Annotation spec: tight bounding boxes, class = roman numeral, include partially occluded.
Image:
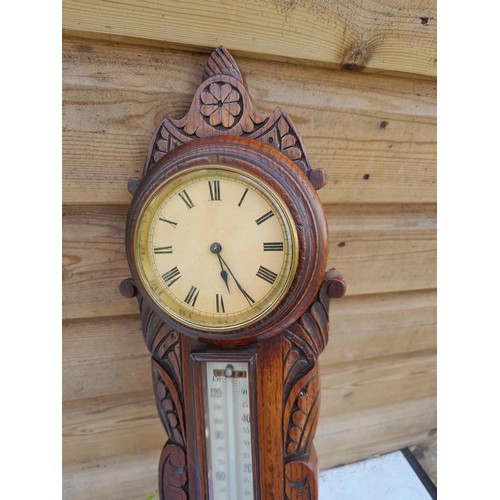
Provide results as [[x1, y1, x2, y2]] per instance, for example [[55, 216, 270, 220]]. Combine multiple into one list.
[[238, 188, 249, 207], [178, 190, 194, 209], [255, 211, 274, 225], [208, 180, 221, 201], [162, 267, 181, 287], [154, 246, 173, 254], [184, 286, 200, 307], [216, 294, 225, 313], [159, 217, 177, 227], [256, 266, 277, 285], [263, 242, 283, 252]]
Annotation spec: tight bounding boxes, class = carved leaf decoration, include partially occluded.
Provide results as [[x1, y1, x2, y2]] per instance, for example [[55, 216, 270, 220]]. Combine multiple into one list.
[[283, 366, 320, 457], [249, 110, 312, 178], [152, 359, 186, 447], [203, 46, 244, 83], [149, 119, 190, 168], [285, 274, 333, 359], [284, 460, 317, 500], [159, 443, 188, 500], [283, 333, 315, 397], [134, 292, 183, 393], [283, 338, 300, 381], [137, 294, 163, 348], [309, 301, 328, 351], [153, 330, 182, 390]]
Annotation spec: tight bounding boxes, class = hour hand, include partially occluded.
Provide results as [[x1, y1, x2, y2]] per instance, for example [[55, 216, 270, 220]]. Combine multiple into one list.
[[218, 255, 231, 293], [211, 242, 230, 293]]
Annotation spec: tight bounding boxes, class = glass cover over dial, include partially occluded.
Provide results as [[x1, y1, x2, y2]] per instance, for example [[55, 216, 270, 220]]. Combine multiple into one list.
[[133, 165, 298, 331]]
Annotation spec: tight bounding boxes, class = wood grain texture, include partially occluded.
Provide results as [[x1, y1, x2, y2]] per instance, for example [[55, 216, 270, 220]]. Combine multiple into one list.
[[62, 315, 150, 401], [409, 433, 437, 485], [63, 348, 435, 466], [326, 289, 436, 364], [63, 391, 165, 465], [62, 204, 435, 320], [63, 450, 159, 500], [62, 0, 436, 77], [327, 204, 436, 296], [61, 25, 437, 497], [319, 349, 436, 417], [316, 396, 437, 469], [62, 36, 436, 206], [63, 289, 435, 402], [63, 402, 436, 500]]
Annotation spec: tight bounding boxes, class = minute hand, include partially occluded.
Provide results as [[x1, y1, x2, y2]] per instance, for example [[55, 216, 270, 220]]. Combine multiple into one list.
[[218, 254, 255, 306]]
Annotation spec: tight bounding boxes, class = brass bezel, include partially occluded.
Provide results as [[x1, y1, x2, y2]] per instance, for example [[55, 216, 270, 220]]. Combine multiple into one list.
[[132, 165, 299, 332]]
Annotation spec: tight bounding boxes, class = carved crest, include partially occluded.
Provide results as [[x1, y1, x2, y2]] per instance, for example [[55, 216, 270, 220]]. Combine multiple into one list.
[[145, 47, 327, 190]]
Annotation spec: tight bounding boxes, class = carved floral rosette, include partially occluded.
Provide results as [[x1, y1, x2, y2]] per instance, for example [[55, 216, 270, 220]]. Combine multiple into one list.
[[144, 47, 327, 191]]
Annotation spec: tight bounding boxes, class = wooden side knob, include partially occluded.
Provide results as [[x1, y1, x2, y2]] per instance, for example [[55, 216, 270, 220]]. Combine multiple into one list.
[[325, 269, 346, 299], [119, 278, 137, 298]]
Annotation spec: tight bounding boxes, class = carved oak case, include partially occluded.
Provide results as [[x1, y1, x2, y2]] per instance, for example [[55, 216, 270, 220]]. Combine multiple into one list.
[[121, 47, 345, 500]]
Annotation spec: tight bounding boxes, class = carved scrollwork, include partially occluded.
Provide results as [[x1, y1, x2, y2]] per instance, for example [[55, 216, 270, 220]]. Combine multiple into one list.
[[284, 365, 320, 457], [134, 289, 183, 391], [159, 443, 188, 500], [282, 269, 346, 497], [249, 110, 313, 179], [119, 280, 188, 499], [284, 456, 318, 500], [282, 275, 331, 458], [152, 359, 188, 499], [152, 359, 185, 447]]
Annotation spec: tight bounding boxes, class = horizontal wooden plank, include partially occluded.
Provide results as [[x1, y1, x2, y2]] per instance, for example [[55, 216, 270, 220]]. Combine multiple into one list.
[[327, 204, 436, 296], [63, 348, 435, 464], [63, 290, 436, 401], [326, 289, 436, 364], [62, 204, 436, 320], [63, 450, 159, 500], [62, 315, 151, 401], [316, 396, 437, 469], [63, 391, 165, 466], [62, 36, 436, 205], [63, 396, 436, 500], [319, 349, 436, 417], [62, 205, 130, 319], [62, 0, 436, 78]]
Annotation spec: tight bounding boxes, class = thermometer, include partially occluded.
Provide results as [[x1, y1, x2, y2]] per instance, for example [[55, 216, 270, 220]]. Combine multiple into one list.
[[203, 361, 256, 499]]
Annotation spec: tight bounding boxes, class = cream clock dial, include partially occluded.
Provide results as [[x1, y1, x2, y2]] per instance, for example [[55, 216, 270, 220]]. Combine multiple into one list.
[[133, 165, 298, 331]]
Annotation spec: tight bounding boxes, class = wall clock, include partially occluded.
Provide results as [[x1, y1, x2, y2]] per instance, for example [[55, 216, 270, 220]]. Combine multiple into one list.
[[121, 47, 345, 499]]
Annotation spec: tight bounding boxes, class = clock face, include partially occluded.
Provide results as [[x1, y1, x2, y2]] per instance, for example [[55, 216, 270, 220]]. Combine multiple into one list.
[[133, 165, 298, 331]]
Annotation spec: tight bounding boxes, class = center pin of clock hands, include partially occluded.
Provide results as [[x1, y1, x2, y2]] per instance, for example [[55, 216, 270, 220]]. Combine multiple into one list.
[[210, 242, 255, 305]]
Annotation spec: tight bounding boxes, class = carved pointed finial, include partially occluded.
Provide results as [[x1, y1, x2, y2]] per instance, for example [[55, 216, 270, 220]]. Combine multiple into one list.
[[203, 46, 244, 83]]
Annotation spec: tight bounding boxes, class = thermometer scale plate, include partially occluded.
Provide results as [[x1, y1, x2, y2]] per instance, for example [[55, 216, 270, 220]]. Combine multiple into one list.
[[191, 352, 260, 500]]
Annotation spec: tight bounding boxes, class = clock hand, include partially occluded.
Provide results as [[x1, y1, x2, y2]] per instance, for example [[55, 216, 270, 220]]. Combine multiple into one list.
[[217, 254, 231, 293], [210, 242, 254, 306], [218, 254, 255, 306], [210, 242, 230, 293]]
